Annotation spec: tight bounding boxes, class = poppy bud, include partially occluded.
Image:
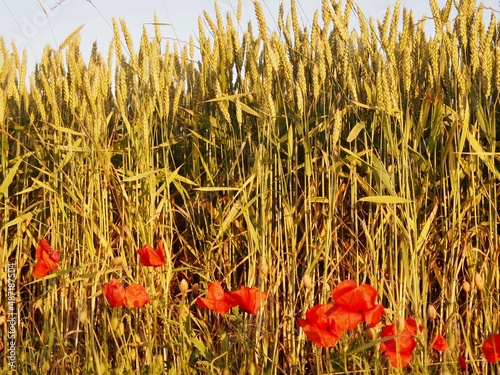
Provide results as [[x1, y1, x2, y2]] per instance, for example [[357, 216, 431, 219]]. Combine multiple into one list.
[[365, 327, 377, 340], [192, 283, 199, 296], [179, 279, 189, 294], [110, 317, 120, 331], [302, 275, 313, 289], [395, 317, 406, 333], [79, 309, 88, 324], [111, 256, 123, 267], [474, 273, 485, 291], [259, 261, 269, 276], [427, 305, 437, 320], [462, 281, 471, 293]]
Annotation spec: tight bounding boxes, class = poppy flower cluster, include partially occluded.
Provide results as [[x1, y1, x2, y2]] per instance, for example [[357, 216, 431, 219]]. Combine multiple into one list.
[[103, 278, 150, 308], [196, 281, 267, 315], [33, 239, 60, 279], [31, 237, 500, 369], [101, 241, 164, 308], [298, 280, 385, 348]]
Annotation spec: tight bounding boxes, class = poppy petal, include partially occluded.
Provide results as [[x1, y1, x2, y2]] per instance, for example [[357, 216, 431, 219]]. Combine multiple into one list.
[[331, 280, 383, 329], [380, 317, 421, 368], [225, 286, 267, 315], [33, 239, 60, 279], [482, 334, 500, 363], [103, 278, 125, 307], [124, 284, 150, 308], [331, 280, 357, 302], [364, 304, 385, 327], [458, 355, 467, 370], [298, 304, 344, 348], [32, 261, 52, 279], [195, 281, 238, 315], [328, 305, 364, 330], [431, 334, 448, 352], [137, 243, 165, 268]]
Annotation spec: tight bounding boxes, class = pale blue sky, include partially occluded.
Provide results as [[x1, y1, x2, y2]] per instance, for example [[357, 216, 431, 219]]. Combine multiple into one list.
[[0, 0, 498, 71]]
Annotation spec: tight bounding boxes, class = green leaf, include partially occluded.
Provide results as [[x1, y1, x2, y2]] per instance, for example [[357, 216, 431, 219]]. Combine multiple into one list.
[[346, 122, 365, 142], [358, 196, 412, 204], [0, 154, 32, 199]]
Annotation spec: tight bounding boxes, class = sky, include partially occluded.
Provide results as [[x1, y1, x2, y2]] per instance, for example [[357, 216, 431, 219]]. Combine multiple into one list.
[[0, 0, 499, 72]]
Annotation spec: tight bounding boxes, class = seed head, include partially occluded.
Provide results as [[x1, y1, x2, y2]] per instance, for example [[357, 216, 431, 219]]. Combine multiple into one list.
[[474, 273, 485, 291], [259, 261, 269, 276], [365, 327, 377, 340], [302, 275, 313, 289], [427, 305, 437, 320], [179, 279, 189, 294], [462, 281, 471, 293]]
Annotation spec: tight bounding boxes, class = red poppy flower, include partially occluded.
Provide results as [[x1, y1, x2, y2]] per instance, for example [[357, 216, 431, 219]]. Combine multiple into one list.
[[431, 333, 448, 352], [103, 278, 125, 307], [379, 317, 423, 368], [298, 304, 344, 347], [196, 281, 238, 315], [329, 280, 385, 330], [124, 284, 150, 308], [482, 334, 500, 363], [458, 355, 467, 370], [137, 241, 165, 268], [225, 286, 267, 315], [33, 239, 60, 279]]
